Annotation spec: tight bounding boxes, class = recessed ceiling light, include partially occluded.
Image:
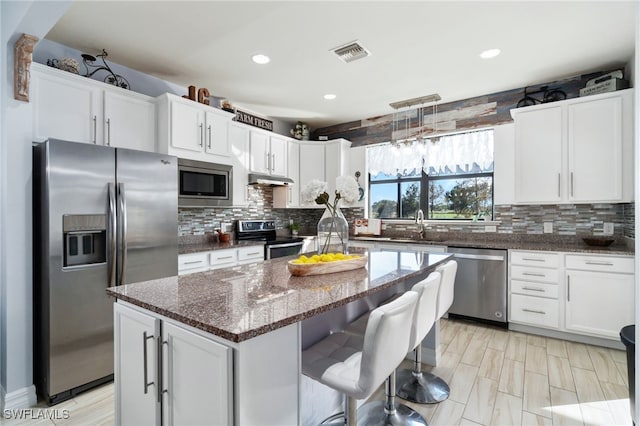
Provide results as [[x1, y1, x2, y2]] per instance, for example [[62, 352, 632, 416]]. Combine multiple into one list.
[[323, 94, 337, 100], [479, 48, 501, 59], [252, 54, 270, 65]]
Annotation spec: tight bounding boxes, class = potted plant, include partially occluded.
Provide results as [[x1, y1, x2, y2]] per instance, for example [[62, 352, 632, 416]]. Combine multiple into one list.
[[290, 222, 300, 236]]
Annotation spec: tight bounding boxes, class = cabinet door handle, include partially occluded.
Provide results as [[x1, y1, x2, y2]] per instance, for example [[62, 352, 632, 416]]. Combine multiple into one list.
[[522, 308, 546, 315], [217, 255, 234, 260], [271, 153, 276, 172], [199, 123, 204, 147], [567, 276, 571, 302], [246, 252, 261, 256], [158, 337, 168, 403], [245, 186, 250, 202], [522, 286, 545, 292], [585, 261, 614, 266], [207, 124, 212, 149], [522, 272, 545, 277], [93, 115, 97, 144], [106, 118, 111, 146], [570, 172, 574, 197], [265, 152, 270, 171], [183, 260, 202, 265], [558, 173, 561, 197], [522, 257, 545, 262], [143, 332, 155, 394]]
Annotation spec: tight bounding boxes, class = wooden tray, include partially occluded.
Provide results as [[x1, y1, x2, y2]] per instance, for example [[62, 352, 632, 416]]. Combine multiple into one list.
[[287, 255, 367, 277]]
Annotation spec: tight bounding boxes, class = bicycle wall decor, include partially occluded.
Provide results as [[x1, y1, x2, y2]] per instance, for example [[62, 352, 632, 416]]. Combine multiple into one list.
[[516, 85, 566, 108], [81, 49, 130, 90]]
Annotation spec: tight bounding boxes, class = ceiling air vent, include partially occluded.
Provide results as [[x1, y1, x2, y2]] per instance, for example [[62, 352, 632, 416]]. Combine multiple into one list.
[[331, 41, 371, 63]]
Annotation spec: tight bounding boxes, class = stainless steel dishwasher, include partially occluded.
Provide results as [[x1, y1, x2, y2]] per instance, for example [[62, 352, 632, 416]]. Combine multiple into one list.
[[446, 247, 508, 326]]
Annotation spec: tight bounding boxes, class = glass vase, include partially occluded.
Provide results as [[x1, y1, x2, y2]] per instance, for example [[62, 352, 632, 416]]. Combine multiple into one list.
[[317, 205, 349, 254]]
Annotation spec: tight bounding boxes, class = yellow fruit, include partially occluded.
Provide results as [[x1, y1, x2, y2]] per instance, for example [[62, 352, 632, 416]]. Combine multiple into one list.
[[299, 255, 308, 262]]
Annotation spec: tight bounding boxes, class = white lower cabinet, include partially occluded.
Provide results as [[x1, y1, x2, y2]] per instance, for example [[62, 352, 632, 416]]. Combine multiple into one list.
[[509, 250, 634, 341], [115, 302, 233, 426], [179, 245, 264, 275], [565, 254, 634, 339], [237, 246, 265, 265], [210, 248, 238, 270], [178, 252, 209, 275], [162, 322, 233, 426], [114, 301, 160, 425]]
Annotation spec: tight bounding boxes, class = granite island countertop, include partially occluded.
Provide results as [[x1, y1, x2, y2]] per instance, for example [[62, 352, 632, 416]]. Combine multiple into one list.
[[107, 248, 452, 343]]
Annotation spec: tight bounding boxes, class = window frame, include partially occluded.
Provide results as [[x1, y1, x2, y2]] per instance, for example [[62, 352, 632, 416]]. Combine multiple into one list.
[[367, 129, 495, 220]]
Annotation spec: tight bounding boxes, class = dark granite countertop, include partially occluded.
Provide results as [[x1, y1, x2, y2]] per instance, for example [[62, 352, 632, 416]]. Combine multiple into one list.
[[351, 232, 634, 256], [107, 248, 452, 343]]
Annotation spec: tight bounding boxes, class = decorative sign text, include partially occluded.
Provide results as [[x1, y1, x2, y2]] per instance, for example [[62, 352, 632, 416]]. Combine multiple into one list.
[[235, 110, 273, 132]]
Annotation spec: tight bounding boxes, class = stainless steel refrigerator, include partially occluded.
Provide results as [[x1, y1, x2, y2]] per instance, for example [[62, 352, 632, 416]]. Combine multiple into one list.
[[33, 138, 178, 405]]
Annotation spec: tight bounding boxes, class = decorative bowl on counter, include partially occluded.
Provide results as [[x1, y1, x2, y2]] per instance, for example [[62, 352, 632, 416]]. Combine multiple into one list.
[[287, 254, 367, 277], [582, 237, 615, 247]]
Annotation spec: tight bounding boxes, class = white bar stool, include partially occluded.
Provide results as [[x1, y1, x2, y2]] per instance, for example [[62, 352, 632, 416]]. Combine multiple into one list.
[[301, 291, 419, 426], [396, 260, 458, 404], [349, 271, 441, 425]]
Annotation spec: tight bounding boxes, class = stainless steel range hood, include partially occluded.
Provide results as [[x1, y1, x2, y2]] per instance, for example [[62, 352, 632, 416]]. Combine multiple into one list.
[[248, 173, 294, 186]]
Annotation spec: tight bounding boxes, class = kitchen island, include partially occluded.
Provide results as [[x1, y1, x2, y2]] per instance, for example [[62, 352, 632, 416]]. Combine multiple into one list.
[[107, 247, 452, 426]]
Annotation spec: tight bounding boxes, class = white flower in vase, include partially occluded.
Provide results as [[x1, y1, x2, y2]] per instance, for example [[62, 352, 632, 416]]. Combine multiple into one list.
[[301, 176, 358, 254]]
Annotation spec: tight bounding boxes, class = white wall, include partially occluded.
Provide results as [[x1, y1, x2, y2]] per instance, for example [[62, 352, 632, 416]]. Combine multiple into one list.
[[0, 0, 71, 411]]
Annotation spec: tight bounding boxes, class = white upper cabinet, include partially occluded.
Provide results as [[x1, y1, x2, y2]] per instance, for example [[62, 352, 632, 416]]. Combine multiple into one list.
[[275, 139, 353, 209], [228, 122, 251, 206], [103, 91, 156, 151], [492, 123, 515, 205], [249, 130, 289, 176], [157, 93, 234, 164], [513, 106, 563, 203], [511, 89, 633, 204], [32, 63, 156, 152], [567, 97, 622, 201]]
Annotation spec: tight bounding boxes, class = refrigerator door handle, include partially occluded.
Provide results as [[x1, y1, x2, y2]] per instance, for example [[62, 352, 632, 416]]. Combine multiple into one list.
[[108, 183, 117, 287], [117, 183, 128, 285]]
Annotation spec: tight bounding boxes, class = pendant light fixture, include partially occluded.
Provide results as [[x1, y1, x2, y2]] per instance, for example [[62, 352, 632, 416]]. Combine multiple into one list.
[[389, 93, 441, 146]]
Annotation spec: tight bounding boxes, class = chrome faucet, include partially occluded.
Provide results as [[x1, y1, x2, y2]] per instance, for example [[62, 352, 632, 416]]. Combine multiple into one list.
[[415, 209, 425, 239]]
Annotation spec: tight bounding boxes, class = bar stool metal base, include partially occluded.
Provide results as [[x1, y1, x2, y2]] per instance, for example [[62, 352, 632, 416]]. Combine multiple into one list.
[[357, 400, 427, 426], [396, 369, 450, 404], [357, 370, 427, 426]]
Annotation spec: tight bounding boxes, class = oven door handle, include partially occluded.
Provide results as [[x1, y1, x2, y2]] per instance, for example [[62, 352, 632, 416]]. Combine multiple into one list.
[[268, 242, 304, 249]]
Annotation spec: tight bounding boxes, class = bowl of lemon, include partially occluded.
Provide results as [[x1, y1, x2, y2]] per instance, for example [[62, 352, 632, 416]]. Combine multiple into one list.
[[287, 252, 367, 277]]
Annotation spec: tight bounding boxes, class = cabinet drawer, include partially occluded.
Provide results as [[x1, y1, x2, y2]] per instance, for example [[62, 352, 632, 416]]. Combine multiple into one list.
[[237, 246, 264, 263], [179, 253, 209, 272], [511, 265, 559, 283], [210, 249, 237, 268], [511, 280, 558, 299], [565, 254, 634, 274], [510, 294, 559, 329], [511, 251, 560, 267]]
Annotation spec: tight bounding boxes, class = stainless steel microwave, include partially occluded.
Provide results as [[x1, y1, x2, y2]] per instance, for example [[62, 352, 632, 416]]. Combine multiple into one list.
[[178, 158, 233, 207]]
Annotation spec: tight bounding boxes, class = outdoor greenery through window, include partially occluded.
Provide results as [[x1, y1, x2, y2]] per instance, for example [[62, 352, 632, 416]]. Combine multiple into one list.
[[367, 129, 494, 220]]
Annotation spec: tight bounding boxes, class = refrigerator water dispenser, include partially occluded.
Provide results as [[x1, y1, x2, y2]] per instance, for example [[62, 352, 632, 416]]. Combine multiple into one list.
[[63, 214, 106, 267]]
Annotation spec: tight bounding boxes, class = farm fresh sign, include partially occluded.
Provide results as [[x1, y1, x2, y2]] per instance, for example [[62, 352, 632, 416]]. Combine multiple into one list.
[[234, 110, 273, 132]]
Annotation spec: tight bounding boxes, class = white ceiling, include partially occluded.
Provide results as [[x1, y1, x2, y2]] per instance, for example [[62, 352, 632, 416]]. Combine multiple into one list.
[[45, 1, 636, 129]]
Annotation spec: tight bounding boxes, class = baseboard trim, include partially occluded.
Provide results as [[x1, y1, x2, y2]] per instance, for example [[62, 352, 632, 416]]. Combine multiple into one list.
[[509, 323, 624, 350], [0, 384, 37, 412]]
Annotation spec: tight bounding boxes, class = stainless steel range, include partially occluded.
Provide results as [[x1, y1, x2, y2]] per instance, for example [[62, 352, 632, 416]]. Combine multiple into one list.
[[236, 220, 304, 259]]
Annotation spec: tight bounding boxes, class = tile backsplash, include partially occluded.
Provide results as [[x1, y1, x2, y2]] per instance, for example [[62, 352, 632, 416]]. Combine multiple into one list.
[[179, 187, 634, 240], [178, 186, 364, 236]]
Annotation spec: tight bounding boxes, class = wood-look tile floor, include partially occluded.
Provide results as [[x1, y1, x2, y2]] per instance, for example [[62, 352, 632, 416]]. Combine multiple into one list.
[[0, 318, 631, 426], [368, 318, 632, 426]]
